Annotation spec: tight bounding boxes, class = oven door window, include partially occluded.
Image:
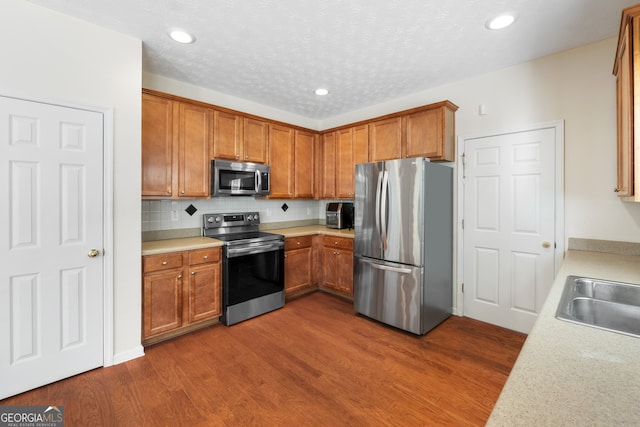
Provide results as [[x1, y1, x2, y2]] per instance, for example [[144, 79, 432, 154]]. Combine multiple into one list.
[[225, 248, 284, 306]]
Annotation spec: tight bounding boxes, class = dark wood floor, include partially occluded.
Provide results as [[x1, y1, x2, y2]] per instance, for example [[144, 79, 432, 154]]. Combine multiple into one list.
[[1, 292, 526, 426]]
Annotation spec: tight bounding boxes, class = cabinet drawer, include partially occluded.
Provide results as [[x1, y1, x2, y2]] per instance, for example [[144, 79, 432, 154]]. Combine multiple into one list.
[[143, 252, 184, 272], [323, 236, 353, 251], [285, 235, 313, 250], [189, 247, 221, 265]]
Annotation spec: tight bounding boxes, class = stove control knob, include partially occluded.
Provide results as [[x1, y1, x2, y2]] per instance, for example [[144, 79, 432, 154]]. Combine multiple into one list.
[[206, 217, 214, 223], [215, 216, 222, 223], [253, 214, 259, 221]]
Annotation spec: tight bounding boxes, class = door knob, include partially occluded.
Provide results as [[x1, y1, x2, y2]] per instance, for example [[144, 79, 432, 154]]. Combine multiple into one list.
[[87, 249, 100, 258], [542, 241, 551, 249]]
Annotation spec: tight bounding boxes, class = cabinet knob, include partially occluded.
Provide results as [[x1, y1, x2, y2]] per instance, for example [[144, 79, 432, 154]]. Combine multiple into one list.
[[191, 271, 196, 275], [177, 274, 182, 279], [203, 255, 208, 259], [162, 261, 168, 265], [181, 190, 185, 194], [297, 241, 301, 245], [614, 188, 621, 193]]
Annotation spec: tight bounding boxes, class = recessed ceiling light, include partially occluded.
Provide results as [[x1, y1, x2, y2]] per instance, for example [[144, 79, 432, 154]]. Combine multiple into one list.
[[169, 29, 195, 44], [314, 88, 329, 96], [486, 14, 516, 30]]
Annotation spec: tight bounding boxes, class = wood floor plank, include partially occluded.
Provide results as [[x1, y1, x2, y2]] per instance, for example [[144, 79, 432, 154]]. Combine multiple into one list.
[[0, 292, 526, 426]]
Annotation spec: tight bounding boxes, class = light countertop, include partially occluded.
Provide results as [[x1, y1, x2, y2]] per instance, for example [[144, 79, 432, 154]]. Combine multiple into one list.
[[142, 237, 223, 256], [487, 250, 640, 426], [266, 225, 354, 239], [141, 226, 353, 256]]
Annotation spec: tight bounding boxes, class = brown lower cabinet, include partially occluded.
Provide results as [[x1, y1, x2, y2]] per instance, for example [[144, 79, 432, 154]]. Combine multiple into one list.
[[142, 247, 221, 345], [322, 236, 354, 296], [284, 234, 354, 298]]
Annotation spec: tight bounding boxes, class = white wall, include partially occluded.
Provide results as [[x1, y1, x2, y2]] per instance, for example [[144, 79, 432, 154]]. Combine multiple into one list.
[[1, 0, 143, 362]]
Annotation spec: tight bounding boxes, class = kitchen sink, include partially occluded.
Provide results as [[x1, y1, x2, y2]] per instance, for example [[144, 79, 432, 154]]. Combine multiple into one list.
[[556, 276, 640, 338]]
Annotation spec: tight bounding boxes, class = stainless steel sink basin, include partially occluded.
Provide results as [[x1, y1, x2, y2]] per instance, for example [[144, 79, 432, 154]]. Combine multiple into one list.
[[556, 276, 640, 338]]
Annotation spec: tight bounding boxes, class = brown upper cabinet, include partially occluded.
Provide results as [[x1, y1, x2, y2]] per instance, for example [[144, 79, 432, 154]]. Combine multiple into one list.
[[294, 130, 316, 198], [614, 4, 640, 202], [368, 101, 457, 164], [369, 117, 403, 162], [268, 124, 295, 198], [213, 110, 268, 163], [142, 89, 456, 200], [405, 103, 456, 161], [142, 92, 211, 198], [336, 125, 369, 198], [321, 132, 337, 199]]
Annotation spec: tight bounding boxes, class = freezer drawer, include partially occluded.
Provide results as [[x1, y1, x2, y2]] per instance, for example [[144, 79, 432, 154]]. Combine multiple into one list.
[[354, 256, 423, 334]]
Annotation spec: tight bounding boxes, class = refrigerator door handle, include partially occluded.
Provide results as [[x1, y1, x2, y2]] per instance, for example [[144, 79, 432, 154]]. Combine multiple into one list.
[[375, 170, 383, 242], [360, 258, 412, 274], [380, 170, 389, 250]]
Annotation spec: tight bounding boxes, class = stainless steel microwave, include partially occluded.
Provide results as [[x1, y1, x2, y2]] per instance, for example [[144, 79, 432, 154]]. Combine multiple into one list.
[[210, 160, 270, 196]]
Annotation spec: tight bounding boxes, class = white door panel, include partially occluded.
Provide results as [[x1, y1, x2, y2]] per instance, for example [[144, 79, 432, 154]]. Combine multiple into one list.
[[463, 127, 556, 333], [0, 96, 104, 399]]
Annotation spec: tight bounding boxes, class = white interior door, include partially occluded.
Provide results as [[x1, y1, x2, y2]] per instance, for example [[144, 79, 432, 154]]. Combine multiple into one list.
[[0, 96, 104, 399], [462, 126, 558, 334]]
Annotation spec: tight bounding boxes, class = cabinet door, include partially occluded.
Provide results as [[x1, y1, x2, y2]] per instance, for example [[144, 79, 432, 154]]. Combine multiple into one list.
[[178, 102, 211, 197], [336, 128, 355, 199], [369, 117, 402, 161], [285, 246, 313, 295], [244, 118, 268, 163], [321, 132, 336, 198], [143, 268, 183, 338], [405, 106, 455, 161], [294, 130, 315, 198], [336, 251, 354, 295], [213, 110, 242, 161], [187, 262, 221, 323], [616, 21, 634, 197], [142, 94, 174, 197], [323, 247, 338, 291], [268, 124, 295, 198]]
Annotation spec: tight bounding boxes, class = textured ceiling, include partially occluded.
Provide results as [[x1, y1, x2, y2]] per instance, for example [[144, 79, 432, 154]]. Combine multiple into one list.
[[26, 0, 639, 119]]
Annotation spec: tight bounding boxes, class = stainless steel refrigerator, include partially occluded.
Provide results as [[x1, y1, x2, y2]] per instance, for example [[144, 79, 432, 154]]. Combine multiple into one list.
[[354, 157, 453, 335]]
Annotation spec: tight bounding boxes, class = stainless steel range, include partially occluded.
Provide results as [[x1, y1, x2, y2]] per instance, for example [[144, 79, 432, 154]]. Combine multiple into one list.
[[203, 212, 285, 326]]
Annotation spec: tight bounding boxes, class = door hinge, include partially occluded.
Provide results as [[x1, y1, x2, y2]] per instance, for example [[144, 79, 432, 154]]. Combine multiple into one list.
[[461, 282, 464, 293]]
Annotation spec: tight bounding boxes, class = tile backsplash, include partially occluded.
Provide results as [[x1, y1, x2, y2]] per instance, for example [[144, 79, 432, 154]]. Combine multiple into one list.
[[142, 198, 328, 233]]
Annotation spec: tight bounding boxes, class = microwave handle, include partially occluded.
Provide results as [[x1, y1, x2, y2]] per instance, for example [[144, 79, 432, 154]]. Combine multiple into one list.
[[255, 170, 261, 193]]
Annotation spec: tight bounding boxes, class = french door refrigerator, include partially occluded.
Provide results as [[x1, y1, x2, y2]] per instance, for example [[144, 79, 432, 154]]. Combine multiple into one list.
[[354, 157, 453, 335]]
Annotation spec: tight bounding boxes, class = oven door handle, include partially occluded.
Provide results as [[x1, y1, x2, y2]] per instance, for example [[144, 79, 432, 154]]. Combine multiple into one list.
[[226, 241, 284, 258]]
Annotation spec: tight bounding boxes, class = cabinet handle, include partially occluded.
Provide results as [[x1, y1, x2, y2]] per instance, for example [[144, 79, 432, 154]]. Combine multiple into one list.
[[162, 261, 168, 265]]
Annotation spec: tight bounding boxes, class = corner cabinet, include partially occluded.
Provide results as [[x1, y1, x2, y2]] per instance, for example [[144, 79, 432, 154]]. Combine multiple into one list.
[[614, 5, 640, 202], [142, 91, 211, 198], [142, 247, 221, 346]]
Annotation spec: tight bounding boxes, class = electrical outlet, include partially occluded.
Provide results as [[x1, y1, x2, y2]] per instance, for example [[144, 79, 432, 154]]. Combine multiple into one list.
[[307, 207, 311, 216], [171, 210, 179, 221], [266, 208, 272, 217]]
